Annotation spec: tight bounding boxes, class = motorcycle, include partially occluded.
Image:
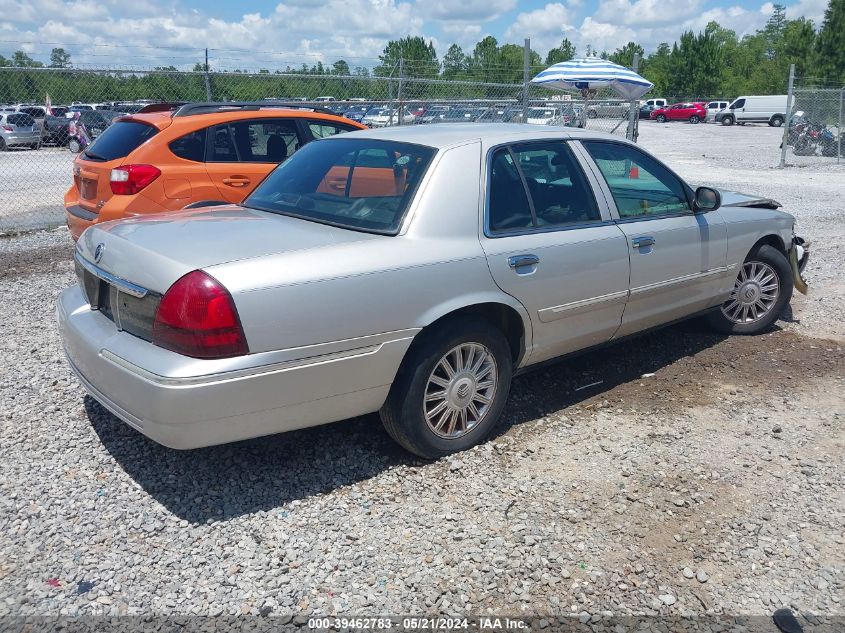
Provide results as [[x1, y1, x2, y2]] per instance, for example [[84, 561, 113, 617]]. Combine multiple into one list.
[[792, 119, 842, 157]]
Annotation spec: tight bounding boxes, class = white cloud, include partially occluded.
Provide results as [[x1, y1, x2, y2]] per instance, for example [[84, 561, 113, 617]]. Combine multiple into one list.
[[418, 0, 516, 22], [575, 16, 637, 52], [593, 0, 703, 26], [504, 3, 576, 53]]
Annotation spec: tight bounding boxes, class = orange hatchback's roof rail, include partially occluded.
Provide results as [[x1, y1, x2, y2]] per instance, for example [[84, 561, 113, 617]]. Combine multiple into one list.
[[172, 101, 337, 117]]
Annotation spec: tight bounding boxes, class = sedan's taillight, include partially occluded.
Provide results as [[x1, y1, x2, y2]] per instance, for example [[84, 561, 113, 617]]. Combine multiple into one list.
[[152, 271, 248, 359], [109, 164, 161, 195]]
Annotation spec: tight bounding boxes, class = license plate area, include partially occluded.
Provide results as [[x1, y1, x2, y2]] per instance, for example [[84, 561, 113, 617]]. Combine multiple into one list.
[[80, 178, 97, 200], [74, 260, 159, 342]]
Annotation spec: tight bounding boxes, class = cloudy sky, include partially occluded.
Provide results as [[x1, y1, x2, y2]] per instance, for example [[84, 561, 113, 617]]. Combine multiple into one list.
[[0, 0, 830, 69]]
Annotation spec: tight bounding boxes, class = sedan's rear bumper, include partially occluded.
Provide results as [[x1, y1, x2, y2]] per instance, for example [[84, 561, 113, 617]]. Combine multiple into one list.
[[57, 285, 414, 449]]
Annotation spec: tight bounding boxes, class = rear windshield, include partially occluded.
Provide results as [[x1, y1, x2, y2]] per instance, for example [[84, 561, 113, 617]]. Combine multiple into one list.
[[82, 120, 158, 161], [245, 138, 436, 235], [7, 114, 35, 126]]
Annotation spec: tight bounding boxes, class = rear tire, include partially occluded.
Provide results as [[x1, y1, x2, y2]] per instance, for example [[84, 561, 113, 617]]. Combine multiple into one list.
[[721, 115, 734, 126], [0, 138, 6, 151], [656, 114, 666, 123], [380, 317, 513, 459], [706, 244, 793, 335], [689, 115, 700, 124], [770, 115, 784, 127], [587, 109, 597, 119], [68, 138, 81, 153]]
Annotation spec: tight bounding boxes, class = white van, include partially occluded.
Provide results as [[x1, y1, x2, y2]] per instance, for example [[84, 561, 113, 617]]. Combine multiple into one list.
[[641, 97, 667, 108], [704, 100, 729, 122], [716, 95, 788, 127]]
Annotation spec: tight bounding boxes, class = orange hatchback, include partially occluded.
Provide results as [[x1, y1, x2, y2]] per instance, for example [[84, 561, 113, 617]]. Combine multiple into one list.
[[64, 102, 366, 240]]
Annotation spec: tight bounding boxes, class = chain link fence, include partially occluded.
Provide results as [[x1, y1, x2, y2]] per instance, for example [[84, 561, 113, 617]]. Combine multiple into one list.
[[781, 71, 844, 167], [0, 63, 634, 234]]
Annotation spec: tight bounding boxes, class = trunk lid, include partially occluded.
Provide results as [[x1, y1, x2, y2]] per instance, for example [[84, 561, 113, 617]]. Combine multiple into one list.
[[76, 206, 381, 294]]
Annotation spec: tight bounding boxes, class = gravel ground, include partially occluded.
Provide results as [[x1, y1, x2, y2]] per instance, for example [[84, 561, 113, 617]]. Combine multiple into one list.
[[0, 123, 843, 629]]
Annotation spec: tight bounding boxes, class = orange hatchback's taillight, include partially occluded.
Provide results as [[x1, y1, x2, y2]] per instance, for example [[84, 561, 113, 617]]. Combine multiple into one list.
[[109, 164, 161, 195]]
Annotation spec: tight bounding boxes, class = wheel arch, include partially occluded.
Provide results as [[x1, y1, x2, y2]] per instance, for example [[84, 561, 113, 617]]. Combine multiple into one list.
[[750, 233, 787, 257], [411, 299, 532, 369]]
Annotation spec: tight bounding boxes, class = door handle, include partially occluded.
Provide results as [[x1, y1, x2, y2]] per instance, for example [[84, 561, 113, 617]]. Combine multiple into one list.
[[222, 177, 251, 187], [631, 236, 655, 249], [508, 254, 540, 268]]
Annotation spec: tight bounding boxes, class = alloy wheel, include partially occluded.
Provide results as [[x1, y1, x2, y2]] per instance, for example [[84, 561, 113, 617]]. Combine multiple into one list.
[[423, 343, 498, 439], [720, 261, 780, 324]]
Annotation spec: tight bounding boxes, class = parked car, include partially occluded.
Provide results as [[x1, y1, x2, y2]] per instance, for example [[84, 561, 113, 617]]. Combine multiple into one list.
[[58, 123, 809, 458], [716, 95, 788, 127], [636, 103, 656, 119], [15, 105, 48, 134], [42, 114, 73, 145], [342, 104, 370, 123], [0, 112, 41, 150], [587, 100, 628, 119], [64, 102, 366, 240], [362, 106, 415, 127], [416, 105, 451, 124], [525, 106, 562, 125], [651, 102, 707, 124], [704, 100, 729, 123]]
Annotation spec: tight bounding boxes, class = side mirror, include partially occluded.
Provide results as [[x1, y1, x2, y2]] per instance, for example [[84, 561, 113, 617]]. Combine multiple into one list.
[[694, 186, 721, 213]]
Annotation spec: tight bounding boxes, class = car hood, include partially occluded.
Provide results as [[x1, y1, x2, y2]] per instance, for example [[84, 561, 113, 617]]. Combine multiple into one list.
[[717, 189, 782, 209], [76, 205, 380, 294]]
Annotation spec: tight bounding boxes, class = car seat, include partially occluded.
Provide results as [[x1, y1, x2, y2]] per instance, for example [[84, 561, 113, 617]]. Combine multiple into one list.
[[266, 134, 288, 162]]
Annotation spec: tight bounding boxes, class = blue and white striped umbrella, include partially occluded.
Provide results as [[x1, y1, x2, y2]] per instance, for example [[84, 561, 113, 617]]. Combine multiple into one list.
[[531, 57, 653, 100]]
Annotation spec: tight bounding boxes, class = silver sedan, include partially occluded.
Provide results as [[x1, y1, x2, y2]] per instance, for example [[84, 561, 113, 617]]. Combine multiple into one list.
[[58, 124, 810, 458]]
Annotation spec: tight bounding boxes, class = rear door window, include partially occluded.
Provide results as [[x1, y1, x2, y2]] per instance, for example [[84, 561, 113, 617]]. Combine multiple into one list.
[[169, 129, 206, 162], [83, 120, 158, 161], [208, 119, 302, 163], [308, 121, 358, 138]]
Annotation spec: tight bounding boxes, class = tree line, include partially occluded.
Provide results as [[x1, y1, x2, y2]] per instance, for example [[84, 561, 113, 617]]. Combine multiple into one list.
[[1, 0, 842, 105]]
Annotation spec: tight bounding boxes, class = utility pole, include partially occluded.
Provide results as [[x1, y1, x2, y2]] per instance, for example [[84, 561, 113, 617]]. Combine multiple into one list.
[[523, 38, 530, 123], [779, 63, 795, 168], [397, 58, 404, 126], [203, 48, 212, 101], [625, 53, 640, 142]]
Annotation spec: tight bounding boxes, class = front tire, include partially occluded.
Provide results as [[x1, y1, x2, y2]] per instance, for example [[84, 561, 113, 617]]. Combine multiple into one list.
[[656, 114, 666, 123], [707, 245, 793, 335], [68, 138, 81, 153], [380, 317, 513, 459], [721, 115, 734, 126]]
